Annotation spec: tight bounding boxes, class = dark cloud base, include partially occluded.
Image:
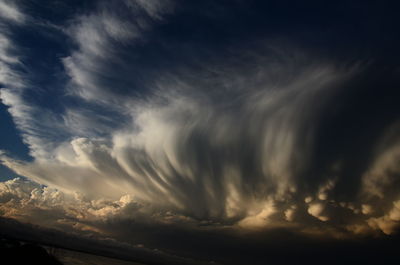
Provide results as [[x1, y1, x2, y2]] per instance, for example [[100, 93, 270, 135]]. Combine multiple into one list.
[[1, 216, 399, 265], [1, 1, 400, 264], [0, 217, 211, 265]]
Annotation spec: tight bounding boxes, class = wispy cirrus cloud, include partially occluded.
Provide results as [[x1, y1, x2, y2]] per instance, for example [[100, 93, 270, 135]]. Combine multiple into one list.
[[0, 0, 174, 158], [2, 55, 400, 236], [63, 0, 174, 103], [0, 2, 399, 259], [0, 0, 25, 24]]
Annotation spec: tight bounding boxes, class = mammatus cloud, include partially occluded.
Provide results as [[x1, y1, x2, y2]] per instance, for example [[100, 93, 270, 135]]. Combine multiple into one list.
[[0, 0, 400, 249], [2, 63, 400, 237]]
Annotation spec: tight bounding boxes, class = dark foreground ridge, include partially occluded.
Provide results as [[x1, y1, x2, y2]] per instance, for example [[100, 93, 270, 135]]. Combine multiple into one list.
[[0, 238, 62, 265], [0, 217, 215, 265]]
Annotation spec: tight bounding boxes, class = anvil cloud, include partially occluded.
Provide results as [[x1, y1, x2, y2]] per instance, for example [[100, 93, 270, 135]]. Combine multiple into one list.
[[0, 0, 399, 264]]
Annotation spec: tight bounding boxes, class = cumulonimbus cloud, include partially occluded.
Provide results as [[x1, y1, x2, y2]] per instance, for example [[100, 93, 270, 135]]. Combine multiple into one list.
[[0, 0, 399, 240], [2, 60, 400, 236]]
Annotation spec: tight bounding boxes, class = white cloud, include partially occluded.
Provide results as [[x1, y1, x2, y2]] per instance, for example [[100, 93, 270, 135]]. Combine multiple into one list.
[[0, 0, 399, 239], [237, 199, 277, 229], [0, 34, 19, 64], [284, 205, 297, 222], [0, 0, 63, 159], [63, 0, 174, 103], [307, 202, 329, 222], [128, 0, 174, 20], [3, 58, 388, 233], [362, 123, 400, 199], [317, 179, 336, 201], [361, 204, 373, 215], [0, 88, 67, 158], [0, 177, 143, 230], [0, 0, 25, 24]]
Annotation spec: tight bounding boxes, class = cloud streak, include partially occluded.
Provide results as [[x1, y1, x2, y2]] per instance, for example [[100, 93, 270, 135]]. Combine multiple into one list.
[[0, 1, 399, 258], [0, 0, 25, 24], [2, 57, 400, 236]]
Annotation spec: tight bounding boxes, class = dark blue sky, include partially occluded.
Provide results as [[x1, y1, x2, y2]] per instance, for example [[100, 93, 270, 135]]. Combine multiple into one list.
[[1, 0, 399, 177], [0, 1, 400, 264]]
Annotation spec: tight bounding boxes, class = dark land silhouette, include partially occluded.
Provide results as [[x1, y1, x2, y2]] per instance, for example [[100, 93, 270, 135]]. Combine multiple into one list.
[[0, 238, 62, 265], [0, 217, 212, 265]]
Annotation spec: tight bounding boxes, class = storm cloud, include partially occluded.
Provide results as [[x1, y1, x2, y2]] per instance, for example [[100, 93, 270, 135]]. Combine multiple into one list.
[[0, 0, 400, 264]]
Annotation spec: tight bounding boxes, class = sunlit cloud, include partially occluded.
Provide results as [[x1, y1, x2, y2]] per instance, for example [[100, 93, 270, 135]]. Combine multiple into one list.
[[0, 3, 399, 263]]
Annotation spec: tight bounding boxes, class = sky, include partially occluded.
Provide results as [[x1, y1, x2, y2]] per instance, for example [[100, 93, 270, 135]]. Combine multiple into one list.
[[0, 0, 400, 264]]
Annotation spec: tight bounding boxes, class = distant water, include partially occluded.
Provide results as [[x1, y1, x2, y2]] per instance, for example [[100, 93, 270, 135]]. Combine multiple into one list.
[[46, 247, 146, 265]]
